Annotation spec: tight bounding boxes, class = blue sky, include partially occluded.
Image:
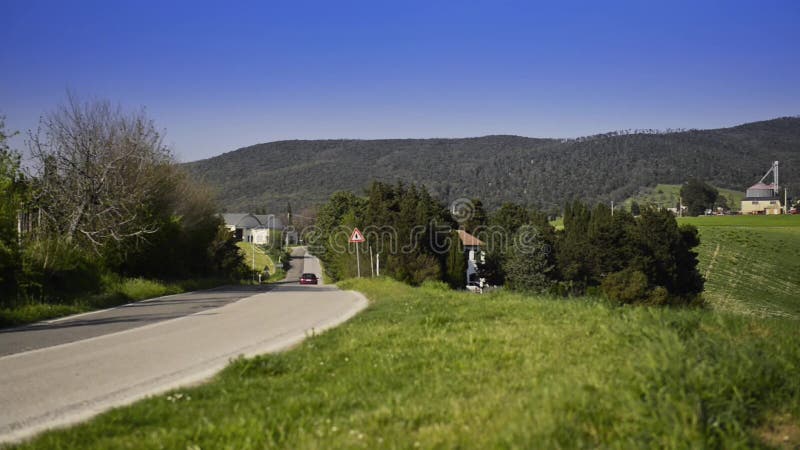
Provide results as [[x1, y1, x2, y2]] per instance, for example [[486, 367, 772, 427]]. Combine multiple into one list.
[[2, 0, 798, 161]]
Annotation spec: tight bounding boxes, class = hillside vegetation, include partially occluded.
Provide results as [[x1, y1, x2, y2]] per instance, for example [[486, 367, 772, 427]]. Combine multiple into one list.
[[184, 117, 800, 212]]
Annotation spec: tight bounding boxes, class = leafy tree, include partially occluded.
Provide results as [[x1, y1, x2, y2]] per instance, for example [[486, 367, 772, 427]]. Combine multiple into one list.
[[208, 226, 247, 278], [462, 198, 488, 235], [630, 201, 641, 216], [489, 202, 530, 235], [586, 204, 634, 282], [484, 205, 557, 291], [680, 179, 719, 216], [0, 117, 23, 301], [627, 208, 704, 303], [477, 203, 531, 286], [310, 192, 364, 280], [29, 95, 174, 251], [477, 251, 505, 286], [505, 228, 555, 293], [114, 170, 244, 279], [553, 201, 703, 304], [312, 182, 452, 285]]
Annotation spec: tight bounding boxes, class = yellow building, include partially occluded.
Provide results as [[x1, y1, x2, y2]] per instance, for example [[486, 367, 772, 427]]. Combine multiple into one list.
[[741, 182, 783, 215]]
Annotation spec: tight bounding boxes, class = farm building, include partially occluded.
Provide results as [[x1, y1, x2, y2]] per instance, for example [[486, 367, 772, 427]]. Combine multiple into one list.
[[741, 161, 784, 215], [222, 213, 284, 244]]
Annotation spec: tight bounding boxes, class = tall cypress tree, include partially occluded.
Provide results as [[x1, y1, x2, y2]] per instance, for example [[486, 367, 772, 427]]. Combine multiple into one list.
[[628, 208, 704, 301], [557, 200, 593, 289], [445, 231, 466, 288]]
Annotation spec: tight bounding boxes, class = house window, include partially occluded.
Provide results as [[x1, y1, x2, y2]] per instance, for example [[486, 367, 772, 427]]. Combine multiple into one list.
[[769, 201, 776, 205], [752, 201, 759, 205]]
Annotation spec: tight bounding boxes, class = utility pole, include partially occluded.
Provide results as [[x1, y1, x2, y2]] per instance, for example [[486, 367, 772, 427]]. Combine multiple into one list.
[[369, 246, 374, 277], [611, 201, 614, 217], [356, 241, 361, 278], [376, 252, 380, 277], [785, 186, 789, 215]]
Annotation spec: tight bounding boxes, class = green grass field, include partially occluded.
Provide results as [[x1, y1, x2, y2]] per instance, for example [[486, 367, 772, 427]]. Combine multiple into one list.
[[626, 183, 745, 211], [7, 216, 800, 448], [11, 276, 800, 449], [679, 215, 800, 319]]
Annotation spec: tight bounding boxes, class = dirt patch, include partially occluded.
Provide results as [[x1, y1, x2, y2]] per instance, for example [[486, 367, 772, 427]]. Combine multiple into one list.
[[756, 413, 800, 449]]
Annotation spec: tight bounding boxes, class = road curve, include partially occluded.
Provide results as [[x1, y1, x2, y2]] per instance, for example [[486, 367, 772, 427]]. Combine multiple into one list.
[[0, 248, 367, 444]]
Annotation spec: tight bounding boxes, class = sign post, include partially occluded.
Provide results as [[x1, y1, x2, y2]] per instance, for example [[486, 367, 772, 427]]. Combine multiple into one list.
[[349, 227, 366, 278], [369, 245, 374, 277]]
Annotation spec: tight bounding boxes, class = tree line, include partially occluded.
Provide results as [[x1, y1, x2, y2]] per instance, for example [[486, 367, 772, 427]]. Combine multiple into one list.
[[483, 201, 704, 305], [0, 97, 246, 309], [310, 184, 705, 306], [308, 181, 463, 286]]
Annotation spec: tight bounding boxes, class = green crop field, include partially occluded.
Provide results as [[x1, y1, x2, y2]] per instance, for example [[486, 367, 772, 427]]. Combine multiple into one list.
[[680, 215, 800, 319]]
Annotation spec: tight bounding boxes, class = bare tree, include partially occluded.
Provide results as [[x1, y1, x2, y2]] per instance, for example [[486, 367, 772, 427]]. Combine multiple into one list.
[[28, 94, 174, 251]]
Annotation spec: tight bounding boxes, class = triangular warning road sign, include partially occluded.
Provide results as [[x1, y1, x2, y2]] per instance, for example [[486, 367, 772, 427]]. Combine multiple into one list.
[[349, 227, 366, 243]]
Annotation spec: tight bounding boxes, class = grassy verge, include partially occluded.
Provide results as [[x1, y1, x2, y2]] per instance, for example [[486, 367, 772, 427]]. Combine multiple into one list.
[[237, 242, 275, 274], [13, 278, 799, 449], [0, 277, 232, 329], [267, 268, 287, 282], [237, 242, 289, 282]]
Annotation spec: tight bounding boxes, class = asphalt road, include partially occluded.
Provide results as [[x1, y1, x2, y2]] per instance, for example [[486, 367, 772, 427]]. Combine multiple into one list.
[[0, 247, 367, 443]]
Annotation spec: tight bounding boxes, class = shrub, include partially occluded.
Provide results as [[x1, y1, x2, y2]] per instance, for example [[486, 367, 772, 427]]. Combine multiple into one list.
[[601, 269, 650, 305], [19, 239, 103, 303], [116, 278, 174, 300]]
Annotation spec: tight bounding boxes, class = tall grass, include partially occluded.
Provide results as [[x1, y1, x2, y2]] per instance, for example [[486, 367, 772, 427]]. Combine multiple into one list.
[[15, 278, 799, 449]]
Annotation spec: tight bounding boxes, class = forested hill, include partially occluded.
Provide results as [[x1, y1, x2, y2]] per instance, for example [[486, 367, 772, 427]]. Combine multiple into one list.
[[183, 117, 800, 213]]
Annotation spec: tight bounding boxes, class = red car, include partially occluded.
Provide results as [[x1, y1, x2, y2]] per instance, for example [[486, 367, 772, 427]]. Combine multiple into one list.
[[299, 273, 318, 285]]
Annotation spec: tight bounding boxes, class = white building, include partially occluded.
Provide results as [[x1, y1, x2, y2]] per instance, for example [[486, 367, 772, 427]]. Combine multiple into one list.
[[458, 230, 485, 286], [221, 213, 284, 245]]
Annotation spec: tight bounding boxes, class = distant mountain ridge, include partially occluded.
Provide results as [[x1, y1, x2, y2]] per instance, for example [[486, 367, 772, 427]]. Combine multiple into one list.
[[183, 117, 800, 213]]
